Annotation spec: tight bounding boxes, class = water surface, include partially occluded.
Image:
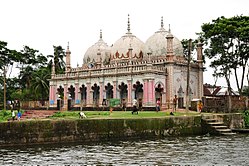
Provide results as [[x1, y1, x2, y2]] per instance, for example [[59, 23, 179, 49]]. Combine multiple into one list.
[[1, 135, 248, 165]]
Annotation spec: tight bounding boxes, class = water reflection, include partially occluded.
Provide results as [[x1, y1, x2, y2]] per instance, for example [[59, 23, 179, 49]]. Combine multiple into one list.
[[0, 135, 248, 165]]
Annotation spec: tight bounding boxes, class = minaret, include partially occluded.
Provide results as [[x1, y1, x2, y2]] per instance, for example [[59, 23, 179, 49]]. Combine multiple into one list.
[[166, 24, 174, 108], [197, 39, 204, 98], [166, 24, 174, 57], [66, 42, 71, 71], [197, 40, 204, 63]]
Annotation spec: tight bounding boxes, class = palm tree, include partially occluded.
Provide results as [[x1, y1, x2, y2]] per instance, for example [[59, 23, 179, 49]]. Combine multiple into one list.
[[47, 46, 66, 74], [31, 68, 50, 102]]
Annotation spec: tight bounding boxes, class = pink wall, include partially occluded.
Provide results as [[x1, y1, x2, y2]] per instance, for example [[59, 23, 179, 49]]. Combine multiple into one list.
[[127, 80, 132, 106], [75, 83, 79, 101]]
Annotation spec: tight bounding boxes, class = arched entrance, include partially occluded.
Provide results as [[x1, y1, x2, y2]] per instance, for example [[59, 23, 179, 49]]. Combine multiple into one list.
[[92, 83, 100, 107], [105, 83, 113, 106], [177, 86, 184, 108], [155, 83, 164, 107], [80, 84, 87, 106], [57, 85, 64, 110], [133, 81, 143, 109], [118, 82, 128, 106], [67, 85, 75, 110]]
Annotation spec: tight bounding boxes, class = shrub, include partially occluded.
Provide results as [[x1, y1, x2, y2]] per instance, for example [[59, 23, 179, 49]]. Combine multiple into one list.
[[244, 110, 249, 128]]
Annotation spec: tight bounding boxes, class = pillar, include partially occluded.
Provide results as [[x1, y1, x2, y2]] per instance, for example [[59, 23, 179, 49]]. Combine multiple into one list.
[[143, 79, 148, 106], [147, 79, 155, 106], [49, 85, 53, 105], [113, 81, 117, 98], [197, 41, 204, 99], [86, 82, 91, 107], [127, 79, 132, 107], [99, 81, 104, 106], [63, 83, 68, 110], [75, 82, 79, 104]]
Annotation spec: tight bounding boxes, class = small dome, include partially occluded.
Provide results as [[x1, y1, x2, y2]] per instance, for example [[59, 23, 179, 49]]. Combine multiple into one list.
[[83, 30, 111, 64], [110, 15, 145, 61], [145, 17, 183, 57]]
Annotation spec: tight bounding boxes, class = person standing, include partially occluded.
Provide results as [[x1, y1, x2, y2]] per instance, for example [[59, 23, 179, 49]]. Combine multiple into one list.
[[173, 95, 177, 112], [156, 99, 161, 112], [132, 99, 138, 114], [122, 99, 127, 111], [198, 100, 203, 113], [17, 110, 22, 121], [11, 110, 15, 121]]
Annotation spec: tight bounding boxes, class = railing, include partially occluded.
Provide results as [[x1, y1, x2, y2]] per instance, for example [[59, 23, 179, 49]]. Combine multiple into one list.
[[53, 61, 166, 79]]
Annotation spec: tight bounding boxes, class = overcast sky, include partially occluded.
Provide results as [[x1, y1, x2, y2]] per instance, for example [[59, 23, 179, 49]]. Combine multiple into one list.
[[1, 0, 249, 90]]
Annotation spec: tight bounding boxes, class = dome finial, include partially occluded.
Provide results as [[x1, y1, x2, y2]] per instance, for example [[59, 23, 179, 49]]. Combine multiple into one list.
[[100, 29, 102, 39], [168, 24, 171, 33], [127, 14, 131, 33], [161, 16, 164, 28]]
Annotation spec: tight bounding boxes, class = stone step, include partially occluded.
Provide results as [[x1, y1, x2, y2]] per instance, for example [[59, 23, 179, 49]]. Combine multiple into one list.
[[204, 119, 218, 122], [20, 110, 57, 120], [217, 129, 232, 132], [221, 132, 236, 136], [212, 125, 228, 129], [208, 122, 224, 125]]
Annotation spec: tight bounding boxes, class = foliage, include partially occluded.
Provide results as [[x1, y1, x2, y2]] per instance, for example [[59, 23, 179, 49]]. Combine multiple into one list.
[[31, 67, 50, 101], [0, 110, 11, 122], [244, 110, 249, 128], [200, 15, 249, 95], [0, 42, 65, 105], [47, 45, 66, 74], [241, 86, 249, 96], [0, 110, 25, 122]]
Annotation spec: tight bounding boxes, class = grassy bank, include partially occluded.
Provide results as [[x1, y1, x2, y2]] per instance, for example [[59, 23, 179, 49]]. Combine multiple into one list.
[[49, 111, 200, 120]]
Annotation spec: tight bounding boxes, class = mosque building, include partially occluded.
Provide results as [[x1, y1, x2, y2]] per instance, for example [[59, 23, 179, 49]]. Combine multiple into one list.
[[48, 15, 204, 110]]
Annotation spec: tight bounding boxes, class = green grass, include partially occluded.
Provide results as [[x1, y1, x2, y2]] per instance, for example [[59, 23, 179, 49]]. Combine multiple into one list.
[[49, 111, 200, 120], [0, 110, 24, 122]]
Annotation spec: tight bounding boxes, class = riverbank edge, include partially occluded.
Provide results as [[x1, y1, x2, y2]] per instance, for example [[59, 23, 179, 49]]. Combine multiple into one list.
[[0, 113, 244, 147]]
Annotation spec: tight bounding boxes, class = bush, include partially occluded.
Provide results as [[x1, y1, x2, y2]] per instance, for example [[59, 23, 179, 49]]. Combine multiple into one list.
[[0, 110, 12, 122], [244, 110, 249, 128]]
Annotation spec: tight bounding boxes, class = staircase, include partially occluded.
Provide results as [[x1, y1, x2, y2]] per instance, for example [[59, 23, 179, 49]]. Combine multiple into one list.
[[21, 110, 57, 120], [202, 118, 236, 136]]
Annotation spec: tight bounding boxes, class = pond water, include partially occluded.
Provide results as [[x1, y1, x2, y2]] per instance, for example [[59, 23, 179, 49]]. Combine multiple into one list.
[[1, 134, 248, 165]]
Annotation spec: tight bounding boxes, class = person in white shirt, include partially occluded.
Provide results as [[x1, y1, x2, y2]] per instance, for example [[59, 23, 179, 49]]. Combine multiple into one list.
[[132, 99, 138, 114]]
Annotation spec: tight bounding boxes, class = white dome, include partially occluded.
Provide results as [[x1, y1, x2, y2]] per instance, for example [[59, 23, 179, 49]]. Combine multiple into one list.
[[111, 32, 145, 61], [145, 22, 183, 57], [110, 15, 145, 61], [83, 31, 111, 64]]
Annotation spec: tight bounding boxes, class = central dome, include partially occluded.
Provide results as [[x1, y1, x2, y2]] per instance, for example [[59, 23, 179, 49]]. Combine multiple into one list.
[[110, 15, 145, 61], [83, 30, 111, 64], [145, 17, 183, 57]]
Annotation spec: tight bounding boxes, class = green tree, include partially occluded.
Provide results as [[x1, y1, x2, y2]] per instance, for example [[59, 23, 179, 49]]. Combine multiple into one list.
[[201, 15, 249, 111], [31, 67, 50, 102], [18, 46, 48, 89], [47, 45, 66, 74], [0, 41, 21, 110], [201, 15, 249, 95]]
